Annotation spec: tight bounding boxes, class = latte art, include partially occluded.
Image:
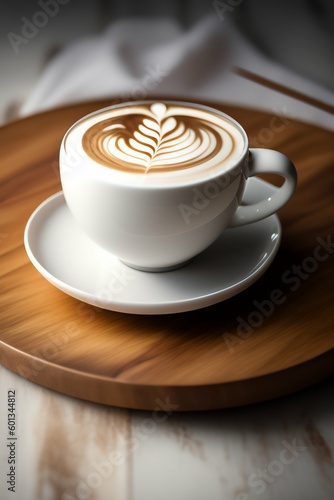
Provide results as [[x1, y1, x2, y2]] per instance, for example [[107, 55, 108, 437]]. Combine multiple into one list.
[[82, 103, 233, 175], [79, 102, 245, 182]]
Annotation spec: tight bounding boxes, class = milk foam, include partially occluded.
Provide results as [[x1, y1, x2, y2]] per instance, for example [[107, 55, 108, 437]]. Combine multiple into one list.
[[65, 102, 245, 185]]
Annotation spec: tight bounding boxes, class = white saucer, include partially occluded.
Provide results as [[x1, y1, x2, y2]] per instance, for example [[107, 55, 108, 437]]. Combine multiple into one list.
[[24, 178, 281, 315]]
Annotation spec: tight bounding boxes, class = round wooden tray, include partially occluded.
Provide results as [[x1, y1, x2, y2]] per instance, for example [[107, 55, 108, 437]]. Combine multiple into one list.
[[1, 98, 333, 411]]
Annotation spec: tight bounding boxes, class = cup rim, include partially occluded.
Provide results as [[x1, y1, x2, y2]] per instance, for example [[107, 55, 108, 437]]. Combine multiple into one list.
[[61, 99, 249, 190]]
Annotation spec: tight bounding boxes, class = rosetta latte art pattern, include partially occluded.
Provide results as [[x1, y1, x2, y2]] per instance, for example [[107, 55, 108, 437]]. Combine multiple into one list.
[[82, 103, 237, 175]]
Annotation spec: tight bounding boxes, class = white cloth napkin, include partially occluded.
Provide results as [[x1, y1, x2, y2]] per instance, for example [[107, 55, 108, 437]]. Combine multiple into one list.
[[20, 14, 334, 131]]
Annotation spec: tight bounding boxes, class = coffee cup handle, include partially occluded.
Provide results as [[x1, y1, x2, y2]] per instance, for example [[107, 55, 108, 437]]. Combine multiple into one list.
[[229, 148, 297, 227]]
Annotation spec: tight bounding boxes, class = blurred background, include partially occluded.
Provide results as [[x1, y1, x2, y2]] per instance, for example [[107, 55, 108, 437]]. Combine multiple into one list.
[[0, 0, 334, 125]]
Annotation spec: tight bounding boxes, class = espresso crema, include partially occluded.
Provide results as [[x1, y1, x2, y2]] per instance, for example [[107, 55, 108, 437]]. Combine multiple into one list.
[[66, 102, 245, 185]]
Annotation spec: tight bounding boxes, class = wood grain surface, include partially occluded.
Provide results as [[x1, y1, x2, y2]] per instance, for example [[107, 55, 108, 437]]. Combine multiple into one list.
[[0, 98, 333, 410]]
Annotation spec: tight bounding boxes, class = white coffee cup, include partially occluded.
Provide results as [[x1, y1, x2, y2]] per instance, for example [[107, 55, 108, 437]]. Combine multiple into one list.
[[59, 100, 297, 271]]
